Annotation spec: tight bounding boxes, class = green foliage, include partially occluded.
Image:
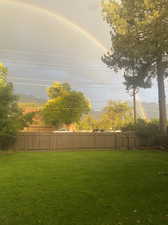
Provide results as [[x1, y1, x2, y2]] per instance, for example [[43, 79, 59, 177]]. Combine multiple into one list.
[[102, 0, 154, 90], [21, 112, 37, 128], [102, 0, 168, 134], [102, 0, 168, 64], [42, 82, 91, 128], [99, 101, 133, 130], [47, 82, 71, 99], [77, 115, 97, 131], [0, 64, 35, 149], [122, 119, 160, 138], [121, 119, 168, 146], [122, 119, 168, 146], [77, 101, 133, 131]]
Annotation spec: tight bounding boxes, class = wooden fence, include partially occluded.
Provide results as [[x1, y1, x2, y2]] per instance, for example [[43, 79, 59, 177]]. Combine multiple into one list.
[[13, 132, 138, 151]]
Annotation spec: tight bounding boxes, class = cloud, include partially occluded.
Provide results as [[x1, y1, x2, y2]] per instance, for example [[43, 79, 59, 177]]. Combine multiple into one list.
[[88, 2, 99, 11]]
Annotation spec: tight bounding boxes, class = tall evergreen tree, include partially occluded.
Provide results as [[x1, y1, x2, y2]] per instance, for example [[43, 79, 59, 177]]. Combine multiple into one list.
[[102, 0, 168, 134]]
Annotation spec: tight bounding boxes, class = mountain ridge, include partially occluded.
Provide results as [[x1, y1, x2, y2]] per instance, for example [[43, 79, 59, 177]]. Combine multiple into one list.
[[18, 94, 168, 119]]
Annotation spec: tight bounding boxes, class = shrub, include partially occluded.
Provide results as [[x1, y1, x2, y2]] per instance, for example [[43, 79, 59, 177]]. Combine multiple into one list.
[[122, 119, 159, 136], [0, 134, 16, 150], [122, 119, 162, 146]]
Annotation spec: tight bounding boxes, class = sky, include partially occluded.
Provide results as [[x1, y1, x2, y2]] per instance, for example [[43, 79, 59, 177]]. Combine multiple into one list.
[[0, 0, 167, 110]]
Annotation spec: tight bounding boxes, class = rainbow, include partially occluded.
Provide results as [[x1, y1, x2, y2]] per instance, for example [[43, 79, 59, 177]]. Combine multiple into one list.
[[0, 0, 107, 52], [0, 0, 147, 119]]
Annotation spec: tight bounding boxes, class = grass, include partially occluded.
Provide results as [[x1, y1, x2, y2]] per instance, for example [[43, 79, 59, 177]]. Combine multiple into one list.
[[0, 150, 168, 225]]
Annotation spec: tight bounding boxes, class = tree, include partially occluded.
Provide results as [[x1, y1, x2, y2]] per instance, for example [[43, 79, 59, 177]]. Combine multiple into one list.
[[102, 0, 168, 134], [47, 82, 71, 99], [0, 64, 34, 149], [77, 115, 98, 131], [99, 101, 133, 130], [42, 82, 91, 128]]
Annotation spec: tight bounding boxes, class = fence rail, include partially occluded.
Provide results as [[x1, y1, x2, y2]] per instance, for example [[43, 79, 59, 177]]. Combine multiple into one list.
[[13, 132, 138, 151]]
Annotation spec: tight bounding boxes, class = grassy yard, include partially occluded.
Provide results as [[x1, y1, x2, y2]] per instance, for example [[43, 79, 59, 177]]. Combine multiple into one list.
[[0, 150, 168, 225]]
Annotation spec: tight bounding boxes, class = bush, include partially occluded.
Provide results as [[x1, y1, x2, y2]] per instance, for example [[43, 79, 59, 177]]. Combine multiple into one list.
[[154, 135, 168, 146], [0, 134, 16, 150], [122, 119, 162, 146], [122, 119, 159, 136]]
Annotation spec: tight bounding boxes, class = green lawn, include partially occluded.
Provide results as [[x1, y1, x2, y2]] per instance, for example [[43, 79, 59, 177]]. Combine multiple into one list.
[[0, 150, 168, 225]]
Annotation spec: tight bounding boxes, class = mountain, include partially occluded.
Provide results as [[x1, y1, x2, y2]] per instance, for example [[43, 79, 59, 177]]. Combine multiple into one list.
[[18, 94, 46, 104], [90, 102, 168, 120], [142, 102, 168, 119], [17, 94, 168, 120]]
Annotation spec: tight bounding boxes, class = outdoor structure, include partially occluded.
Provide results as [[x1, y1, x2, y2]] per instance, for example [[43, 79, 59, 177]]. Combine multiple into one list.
[[13, 132, 138, 151], [20, 105, 77, 132], [20, 105, 46, 132]]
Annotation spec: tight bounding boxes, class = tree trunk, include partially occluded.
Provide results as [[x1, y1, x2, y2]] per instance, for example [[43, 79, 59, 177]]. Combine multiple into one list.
[[157, 60, 167, 135], [133, 88, 137, 124], [132, 64, 137, 124]]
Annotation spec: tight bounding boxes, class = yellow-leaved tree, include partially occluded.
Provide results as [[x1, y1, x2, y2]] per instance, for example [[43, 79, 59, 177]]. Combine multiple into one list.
[[42, 82, 91, 129]]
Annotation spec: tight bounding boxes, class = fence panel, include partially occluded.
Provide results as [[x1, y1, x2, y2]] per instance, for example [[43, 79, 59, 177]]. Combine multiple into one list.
[[13, 132, 138, 151]]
